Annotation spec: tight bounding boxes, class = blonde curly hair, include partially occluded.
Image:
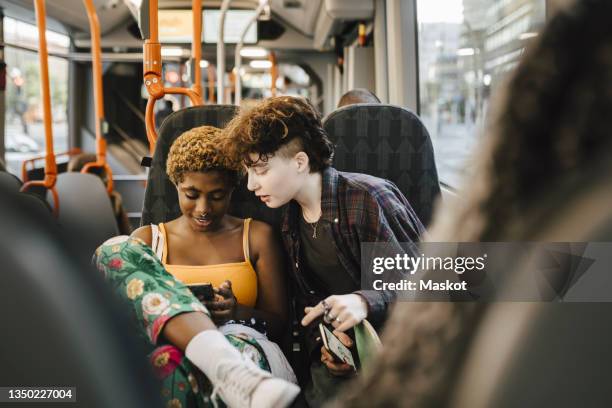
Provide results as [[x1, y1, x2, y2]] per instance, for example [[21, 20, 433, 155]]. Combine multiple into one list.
[[166, 125, 241, 185]]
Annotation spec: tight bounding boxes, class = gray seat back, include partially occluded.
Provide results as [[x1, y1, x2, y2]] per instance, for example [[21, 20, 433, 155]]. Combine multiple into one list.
[[141, 105, 281, 227], [0, 170, 23, 191], [50, 172, 119, 251], [0, 185, 160, 407], [323, 103, 440, 226]]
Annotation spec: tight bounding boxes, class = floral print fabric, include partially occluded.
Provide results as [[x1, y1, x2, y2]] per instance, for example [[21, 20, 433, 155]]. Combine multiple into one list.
[[94, 236, 270, 408]]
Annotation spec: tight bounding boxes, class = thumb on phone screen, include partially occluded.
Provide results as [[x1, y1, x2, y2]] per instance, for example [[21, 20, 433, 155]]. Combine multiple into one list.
[[332, 331, 353, 348]]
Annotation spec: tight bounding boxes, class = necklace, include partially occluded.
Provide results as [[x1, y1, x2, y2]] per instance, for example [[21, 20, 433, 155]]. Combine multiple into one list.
[[309, 219, 320, 239], [303, 209, 322, 239]]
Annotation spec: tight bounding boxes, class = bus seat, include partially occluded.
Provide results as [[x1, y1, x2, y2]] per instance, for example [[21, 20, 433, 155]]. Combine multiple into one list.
[[51, 172, 120, 253], [0, 184, 160, 407], [323, 103, 441, 226], [25, 161, 71, 200], [141, 105, 281, 227], [449, 174, 612, 408], [2, 171, 56, 220], [0, 170, 23, 191]]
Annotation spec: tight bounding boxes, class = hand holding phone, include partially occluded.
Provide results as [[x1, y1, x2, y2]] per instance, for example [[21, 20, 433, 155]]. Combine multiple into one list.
[[319, 324, 359, 372], [190, 283, 215, 301], [191, 280, 237, 325]]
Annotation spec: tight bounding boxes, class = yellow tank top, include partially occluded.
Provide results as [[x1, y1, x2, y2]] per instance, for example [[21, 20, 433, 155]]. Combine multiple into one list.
[[159, 218, 258, 307]]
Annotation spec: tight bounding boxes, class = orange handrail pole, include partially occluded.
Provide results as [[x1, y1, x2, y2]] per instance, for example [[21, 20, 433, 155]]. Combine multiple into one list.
[[21, 0, 59, 216], [142, 0, 163, 152], [191, 0, 203, 100], [21, 147, 82, 183], [82, 0, 113, 194], [165, 87, 201, 105], [142, 0, 204, 153], [269, 51, 278, 97], [145, 96, 158, 153], [83, 0, 105, 140], [143, 0, 163, 95], [34, 0, 56, 177]]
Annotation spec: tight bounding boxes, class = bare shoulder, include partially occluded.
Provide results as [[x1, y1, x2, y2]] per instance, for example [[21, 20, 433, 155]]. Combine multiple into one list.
[[249, 219, 279, 254], [249, 219, 275, 240], [131, 225, 153, 247]]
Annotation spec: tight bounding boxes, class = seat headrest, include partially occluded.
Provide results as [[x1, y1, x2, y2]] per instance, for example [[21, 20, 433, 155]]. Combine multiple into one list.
[[141, 105, 240, 225], [52, 172, 120, 252], [323, 103, 440, 226], [0, 170, 23, 192]]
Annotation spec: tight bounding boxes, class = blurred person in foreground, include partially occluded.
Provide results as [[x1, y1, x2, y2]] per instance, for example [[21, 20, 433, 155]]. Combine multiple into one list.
[[328, 0, 612, 406]]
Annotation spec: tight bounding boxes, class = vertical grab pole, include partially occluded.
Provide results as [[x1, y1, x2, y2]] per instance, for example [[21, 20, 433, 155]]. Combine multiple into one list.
[[269, 50, 278, 97], [234, 0, 267, 106], [143, 0, 164, 152], [142, 0, 203, 152], [191, 0, 203, 102], [33, 0, 55, 179], [82, 0, 114, 194], [217, 0, 232, 104], [21, 0, 59, 215]]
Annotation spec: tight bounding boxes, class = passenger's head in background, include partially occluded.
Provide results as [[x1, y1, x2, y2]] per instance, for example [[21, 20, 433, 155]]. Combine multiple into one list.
[[222, 96, 334, 208], [337, 88, 381, 108], [167, 125, 241, 231]]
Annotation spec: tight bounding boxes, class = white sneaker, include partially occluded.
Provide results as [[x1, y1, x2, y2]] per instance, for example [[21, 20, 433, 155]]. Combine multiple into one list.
[[210, 357, 300, 408]]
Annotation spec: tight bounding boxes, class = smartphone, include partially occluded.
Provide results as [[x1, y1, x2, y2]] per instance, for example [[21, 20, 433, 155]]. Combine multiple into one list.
[[319, 323, 358, 370], [190, 283, 215, 301]]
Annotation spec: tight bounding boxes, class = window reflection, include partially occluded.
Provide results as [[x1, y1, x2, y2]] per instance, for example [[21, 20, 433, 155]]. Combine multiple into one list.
[[418, 0, 546, 187]]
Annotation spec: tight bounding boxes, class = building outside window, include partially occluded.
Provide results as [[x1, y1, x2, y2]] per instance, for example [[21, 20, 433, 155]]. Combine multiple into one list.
[[417, 0, 546, 187], [3, 16, 70, 176]]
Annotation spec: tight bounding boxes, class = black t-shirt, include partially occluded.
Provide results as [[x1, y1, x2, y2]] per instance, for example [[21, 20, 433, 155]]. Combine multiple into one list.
[[298, 215, 357, 296]]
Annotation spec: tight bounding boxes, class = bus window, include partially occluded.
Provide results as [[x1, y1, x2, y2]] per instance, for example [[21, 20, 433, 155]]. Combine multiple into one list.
[[3, 17, 70, 176], [417, 0, 546, 187]]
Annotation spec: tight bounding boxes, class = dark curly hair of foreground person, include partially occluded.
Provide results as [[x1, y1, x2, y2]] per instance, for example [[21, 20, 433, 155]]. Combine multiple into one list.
[[328, 0, 612, 406]]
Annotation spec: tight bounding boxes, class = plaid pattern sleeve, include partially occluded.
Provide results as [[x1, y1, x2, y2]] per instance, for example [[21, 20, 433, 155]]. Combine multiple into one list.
[[341, 172, 425, 322], [281, 167, 425, 327]]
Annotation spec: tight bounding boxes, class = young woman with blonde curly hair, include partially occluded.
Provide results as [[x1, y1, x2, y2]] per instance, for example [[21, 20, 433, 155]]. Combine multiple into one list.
[[95, 125, 299, 408]]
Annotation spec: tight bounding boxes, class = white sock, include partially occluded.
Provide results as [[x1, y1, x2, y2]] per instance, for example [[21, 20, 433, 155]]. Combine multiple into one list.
[[185, 329, 243, 376], [185, 329, 300, 408]]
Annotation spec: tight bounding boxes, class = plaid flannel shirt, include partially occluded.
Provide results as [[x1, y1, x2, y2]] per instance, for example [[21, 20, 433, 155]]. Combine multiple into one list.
[[280, 166, 425, 326]]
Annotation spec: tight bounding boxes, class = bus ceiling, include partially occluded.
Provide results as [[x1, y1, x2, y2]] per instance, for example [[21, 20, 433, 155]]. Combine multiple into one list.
[[2, 0, 376, 56], [2, 0, 132, 35]]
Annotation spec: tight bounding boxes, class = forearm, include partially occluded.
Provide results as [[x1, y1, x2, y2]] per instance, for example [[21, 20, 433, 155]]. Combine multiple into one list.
[[162, 312, 218, 351]]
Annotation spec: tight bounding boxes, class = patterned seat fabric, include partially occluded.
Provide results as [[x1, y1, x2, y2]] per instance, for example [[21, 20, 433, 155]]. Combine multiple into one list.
[[323, 103, 440, 226], [141, 105, 281, 227]]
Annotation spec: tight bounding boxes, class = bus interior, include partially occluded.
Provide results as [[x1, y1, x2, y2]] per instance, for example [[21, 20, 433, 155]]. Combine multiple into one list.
[[1, 0, 611, 406]]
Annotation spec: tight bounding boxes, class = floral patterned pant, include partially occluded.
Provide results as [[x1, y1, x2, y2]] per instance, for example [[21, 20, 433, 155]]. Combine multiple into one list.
[[94, 236, 270, 408]]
